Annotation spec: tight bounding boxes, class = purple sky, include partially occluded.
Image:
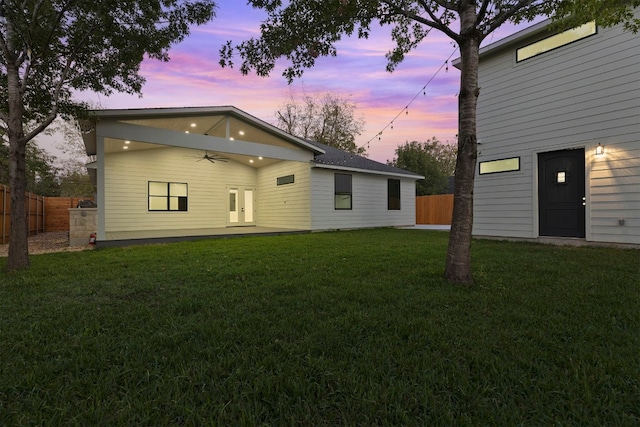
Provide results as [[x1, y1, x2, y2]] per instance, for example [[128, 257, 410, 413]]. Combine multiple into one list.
[[75, 1, 542, 163]]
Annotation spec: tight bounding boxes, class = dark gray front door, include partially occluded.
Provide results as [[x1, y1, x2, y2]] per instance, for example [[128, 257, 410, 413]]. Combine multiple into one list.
[[538, 149, 585, 238]]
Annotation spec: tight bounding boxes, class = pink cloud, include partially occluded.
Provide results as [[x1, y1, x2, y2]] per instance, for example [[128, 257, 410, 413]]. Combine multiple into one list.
[[77, 2, 544, 163]]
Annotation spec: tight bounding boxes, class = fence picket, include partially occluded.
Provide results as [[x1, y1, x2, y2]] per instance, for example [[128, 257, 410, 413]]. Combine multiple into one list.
[[415, 194, 454, 225], [0, 186, 92, 244]]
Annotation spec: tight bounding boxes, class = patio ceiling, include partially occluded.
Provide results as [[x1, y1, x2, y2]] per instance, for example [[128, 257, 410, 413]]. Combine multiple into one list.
[[80, 107, 327, 168], [104, 137, 284, 169]]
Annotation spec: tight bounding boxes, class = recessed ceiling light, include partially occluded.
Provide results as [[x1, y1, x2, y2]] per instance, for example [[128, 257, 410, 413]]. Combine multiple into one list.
[[239, 130, 245, 136], [230, 137, 234, 141], [123, 146, 129, 150], [249, 159, 254, 163], [125, 140, 131, 144], [185, 131, 190, 134], [190, 123, 196, 127], [258, 156, 263, 160]]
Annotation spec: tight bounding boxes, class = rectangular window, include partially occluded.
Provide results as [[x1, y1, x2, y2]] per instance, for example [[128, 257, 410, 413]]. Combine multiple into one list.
[[148, 181, 188, 211], [479, 157, 521, 175], [277, 174, 295, 186], [334, 173, 352, 210], [516, 21, 596, 62], [388, 179, 401, 210]]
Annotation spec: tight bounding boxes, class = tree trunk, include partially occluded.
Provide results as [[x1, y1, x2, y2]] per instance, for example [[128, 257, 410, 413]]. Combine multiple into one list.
[[6, 60, 30, 270], [7, 135, 29, 271], [444, 7, 481, 285]]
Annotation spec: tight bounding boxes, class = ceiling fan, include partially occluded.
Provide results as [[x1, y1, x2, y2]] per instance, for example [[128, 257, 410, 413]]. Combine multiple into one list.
[[197, 151, 229, 163]]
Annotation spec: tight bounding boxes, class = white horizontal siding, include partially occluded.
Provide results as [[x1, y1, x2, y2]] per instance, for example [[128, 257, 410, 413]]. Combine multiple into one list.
[[475, 15, 640, 244], [310, 168, 416, 230], [256, 161, 311, 229], [104, 146, 256, 235]]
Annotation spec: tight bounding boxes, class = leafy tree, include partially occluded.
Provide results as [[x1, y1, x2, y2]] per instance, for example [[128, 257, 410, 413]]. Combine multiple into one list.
[[24, 144, 60, 196], [219, 0, 559, 285], [390, 139, 456, 196], [276, 90, 366, 155], [0, 0, 217, 271], [57, 170, 94, 197], [553, 0, 640, 32], [1, 139, 60, 196], [51, 118, 96, 197]]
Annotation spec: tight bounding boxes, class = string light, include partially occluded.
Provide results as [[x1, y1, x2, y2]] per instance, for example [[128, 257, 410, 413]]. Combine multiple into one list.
[[360, 46, 459, 149]]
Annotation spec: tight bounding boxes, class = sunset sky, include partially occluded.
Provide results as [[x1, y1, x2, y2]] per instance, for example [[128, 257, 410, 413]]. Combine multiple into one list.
[[67, 1, 542, 164]]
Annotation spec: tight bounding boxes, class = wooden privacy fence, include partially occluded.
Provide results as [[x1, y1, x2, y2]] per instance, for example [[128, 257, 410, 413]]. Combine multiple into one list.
[[1, 185, 92, 244], [416, 194, 454, 225], [1, 185, 45, 244], [45, 197, 92, 232]]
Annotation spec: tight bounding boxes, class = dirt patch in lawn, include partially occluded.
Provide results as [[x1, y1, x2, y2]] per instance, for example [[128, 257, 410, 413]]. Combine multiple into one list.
[[0, 232, 94, 257]]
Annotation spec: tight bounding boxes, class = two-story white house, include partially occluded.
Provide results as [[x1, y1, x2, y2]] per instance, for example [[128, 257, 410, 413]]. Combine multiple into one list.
[[467, 13, 639, 246]]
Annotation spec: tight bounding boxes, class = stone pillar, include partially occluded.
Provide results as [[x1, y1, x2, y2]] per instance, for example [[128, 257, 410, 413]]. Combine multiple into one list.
[[68, 208, 97, 247]]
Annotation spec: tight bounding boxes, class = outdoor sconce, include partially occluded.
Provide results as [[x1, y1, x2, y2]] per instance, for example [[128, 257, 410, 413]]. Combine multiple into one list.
[[595, 143, 605, 156]]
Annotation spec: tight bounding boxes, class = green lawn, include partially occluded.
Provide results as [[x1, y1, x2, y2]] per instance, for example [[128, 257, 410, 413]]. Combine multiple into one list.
[[1, 229, 639, 426]]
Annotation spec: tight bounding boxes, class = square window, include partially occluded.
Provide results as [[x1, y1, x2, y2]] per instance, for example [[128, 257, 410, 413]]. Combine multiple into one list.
[[149, 181, 188, 211]]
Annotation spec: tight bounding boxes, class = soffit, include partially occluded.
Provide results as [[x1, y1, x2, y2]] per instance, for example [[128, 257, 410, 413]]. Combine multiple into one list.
[[118, 114, 305, 151], [104, 138, 284, 169]]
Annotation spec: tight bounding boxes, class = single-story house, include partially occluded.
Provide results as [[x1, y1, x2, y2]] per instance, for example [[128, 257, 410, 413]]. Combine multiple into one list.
[[460, 12, 639, 246], [79, 106, 423, 245]]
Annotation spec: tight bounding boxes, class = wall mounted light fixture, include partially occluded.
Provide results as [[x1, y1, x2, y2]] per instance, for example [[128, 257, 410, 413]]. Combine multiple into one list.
[[595, 143, 605, 156]]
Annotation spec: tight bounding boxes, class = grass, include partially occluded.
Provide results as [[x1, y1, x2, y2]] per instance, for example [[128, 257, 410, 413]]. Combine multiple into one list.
[[1, 228, 639, 426]]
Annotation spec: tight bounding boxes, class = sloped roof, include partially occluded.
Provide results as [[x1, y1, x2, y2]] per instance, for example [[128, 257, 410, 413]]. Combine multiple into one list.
[[79, 105, 324, 156], [308, 140, 424, 179]]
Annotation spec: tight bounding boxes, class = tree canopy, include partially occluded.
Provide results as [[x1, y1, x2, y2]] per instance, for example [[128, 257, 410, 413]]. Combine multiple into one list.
[[1, 0, 217, 270], [0, 140, 59, 196], [276, 90, 366, 155], [552, 0, 640, 32], [390, 139, 456, 196]]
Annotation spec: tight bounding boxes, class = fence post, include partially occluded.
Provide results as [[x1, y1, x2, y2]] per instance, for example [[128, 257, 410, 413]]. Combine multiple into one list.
[[1, 185, 6, 244]]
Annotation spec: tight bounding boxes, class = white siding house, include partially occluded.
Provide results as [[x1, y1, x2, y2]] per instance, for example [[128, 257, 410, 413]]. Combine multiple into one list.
[[80, 106, 422, 245], [468, 13, 640, 246]]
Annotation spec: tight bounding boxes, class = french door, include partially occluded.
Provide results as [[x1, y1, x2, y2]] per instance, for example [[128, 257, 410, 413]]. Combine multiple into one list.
[[227, 187, 255, 226]]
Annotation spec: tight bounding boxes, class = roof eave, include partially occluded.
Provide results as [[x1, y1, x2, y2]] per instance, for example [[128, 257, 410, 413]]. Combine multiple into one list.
[[452, 17, 553, 68], [312, 162, 424, 180], [80, 106, 325, 155]]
